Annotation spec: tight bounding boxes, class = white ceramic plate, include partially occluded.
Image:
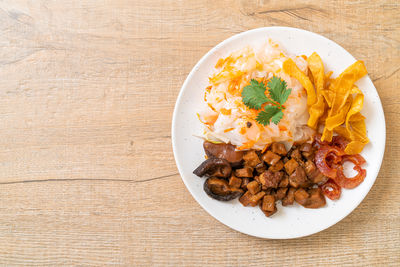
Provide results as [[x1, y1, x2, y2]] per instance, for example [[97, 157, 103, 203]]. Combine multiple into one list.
[[171, 27, 385, 239]]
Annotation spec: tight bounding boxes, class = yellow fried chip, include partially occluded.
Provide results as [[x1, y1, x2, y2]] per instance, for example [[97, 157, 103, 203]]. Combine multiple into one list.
[[321, 90, 334, 108], [307, 53, 326, 129], [344, 85, 369, 154], [319, 109, 328, 123], [334, 125, 351, 140], [308, 96, 325, 129], [350, 84, 362, 94], [350, 120, 369, 142], [326, 97, 352, 130], [346, 86, 364, 131], [285, 52, 369, 153], [322, 127, 333, 142], [335, 111, 369, 154], [349, 112, 365, 122], [321, 60, 367, 142], [283, 58, 317, 106], [345, 141, 367, 154], [329, 61, 367, 111], [308, 53, 325, 94], [345, 120, 369, 154]]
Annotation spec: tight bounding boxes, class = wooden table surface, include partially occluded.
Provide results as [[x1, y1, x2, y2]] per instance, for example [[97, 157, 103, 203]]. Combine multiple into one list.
[[0, 0, 398, 266]]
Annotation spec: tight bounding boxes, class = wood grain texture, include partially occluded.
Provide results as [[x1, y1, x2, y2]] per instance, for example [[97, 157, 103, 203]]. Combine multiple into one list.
[[0, 0, 398, 266]]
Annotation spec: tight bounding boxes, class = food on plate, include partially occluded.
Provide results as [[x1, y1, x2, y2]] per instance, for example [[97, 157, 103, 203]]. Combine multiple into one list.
[[198, 40, 313, 150], [193, 39, 368, 217]]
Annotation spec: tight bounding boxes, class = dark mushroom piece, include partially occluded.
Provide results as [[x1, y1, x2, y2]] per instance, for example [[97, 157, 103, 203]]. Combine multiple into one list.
[[203, 141, 244, 167], [193, 158, 232, 178], [204, 177, 243, 201]]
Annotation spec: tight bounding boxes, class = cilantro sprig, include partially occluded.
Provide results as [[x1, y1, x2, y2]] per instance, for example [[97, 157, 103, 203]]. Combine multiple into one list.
[[241, 76, 292, 126]]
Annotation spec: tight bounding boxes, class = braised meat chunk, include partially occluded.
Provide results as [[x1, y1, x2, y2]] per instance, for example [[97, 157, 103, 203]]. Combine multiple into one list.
[[294, 188, 326, 208], [275, 187, 288, 200], [289, 166, 309, 188], [284, 158, 299, 175], [255, 163, 267, 174], [289, 147, 302, 160], [271, 143, 287, 156], [194, 138, 338, 218], [260, 195, 277, 217], [306, 188, 326, 208], [300, 143, 314, 159], [282, 187, 296, 206], [304, 160, 328, 185], [240, 177, 250, 190], [247, 180, 261, 195], [259, 170, 283, 189], [239, 191, 266, 207], [243, 150, 261, 167], [228, 175, 242, 189], [262, 151, 281, 165], [235, 166, 253, 178], [294, 188, 309, 206], [269, 160, 284, 172], [279, 174, 289, 187]]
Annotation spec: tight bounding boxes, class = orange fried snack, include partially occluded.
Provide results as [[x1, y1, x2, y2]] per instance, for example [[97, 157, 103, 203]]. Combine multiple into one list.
[[324, 61, 369, 153], [282, 58, 317, 106], [325, 61, 367, 132], [306, 53, 326, 129], [284, 55, 369, 154]]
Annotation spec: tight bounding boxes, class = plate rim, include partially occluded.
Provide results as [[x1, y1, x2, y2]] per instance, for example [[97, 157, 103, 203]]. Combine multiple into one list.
[[171, 26, 386, 239]]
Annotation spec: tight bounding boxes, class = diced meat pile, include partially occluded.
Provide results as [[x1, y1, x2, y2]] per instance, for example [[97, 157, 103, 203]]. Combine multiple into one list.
[[193, 141, 329, 218]]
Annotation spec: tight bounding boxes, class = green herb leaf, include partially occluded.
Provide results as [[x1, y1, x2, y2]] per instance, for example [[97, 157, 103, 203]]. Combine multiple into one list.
[[267, 76, 292, 105], [241, 77, 292, 125], [241, 79, 270, 110], [256, 105, 283, 126]]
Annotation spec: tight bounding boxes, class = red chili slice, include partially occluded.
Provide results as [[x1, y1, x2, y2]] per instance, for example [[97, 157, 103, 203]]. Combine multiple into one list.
[[315, 145, 345, 178], [320, 179, 341, 200], [333, 155, 366, 189]]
